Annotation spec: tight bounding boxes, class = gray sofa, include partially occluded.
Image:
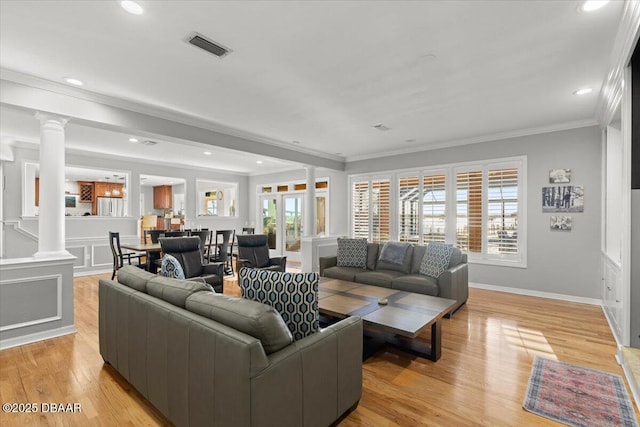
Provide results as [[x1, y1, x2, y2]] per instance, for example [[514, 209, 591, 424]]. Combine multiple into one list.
[[320, 243, 468, 315], [99, 266, 362, 427]]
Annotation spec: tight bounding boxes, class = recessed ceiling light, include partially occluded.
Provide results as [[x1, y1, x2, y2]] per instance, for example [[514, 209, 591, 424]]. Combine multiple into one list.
[[63, 77, 83, 86], [292, 140, 301, 145], [580, 0, 609, 12], [128, 137, 139, 143], [256, 160, 263, 164], [405, 138, 416, 143], [573, 87, 593, 95], [204, 151, 212, 155], [121, 0, 143, 15]]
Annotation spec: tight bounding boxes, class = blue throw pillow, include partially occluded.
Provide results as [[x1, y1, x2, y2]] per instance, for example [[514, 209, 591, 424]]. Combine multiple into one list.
[[420, 242, 454, 279], [160, 254, 186, 280], [238, 268, 319, 341], [336, 237, 367, 268]]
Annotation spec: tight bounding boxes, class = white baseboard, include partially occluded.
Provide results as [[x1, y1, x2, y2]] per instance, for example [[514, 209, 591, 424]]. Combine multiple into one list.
[[469, 282, 602, 306], [0, 325, 77, 350], [74, 268, 111, 277]]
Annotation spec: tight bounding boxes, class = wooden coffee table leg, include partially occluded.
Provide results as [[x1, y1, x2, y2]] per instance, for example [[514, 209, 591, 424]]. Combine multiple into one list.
[[365, 319, 444, 362]]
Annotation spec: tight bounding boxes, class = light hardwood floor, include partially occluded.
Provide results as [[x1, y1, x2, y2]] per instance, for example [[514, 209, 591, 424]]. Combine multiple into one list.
[[1, 273, 638, 426]]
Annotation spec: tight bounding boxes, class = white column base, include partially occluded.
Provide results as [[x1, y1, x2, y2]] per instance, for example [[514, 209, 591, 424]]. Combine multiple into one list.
[[33, 249, 73, 258]]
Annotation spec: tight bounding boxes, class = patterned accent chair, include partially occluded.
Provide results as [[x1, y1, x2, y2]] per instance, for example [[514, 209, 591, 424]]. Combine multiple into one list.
[[238, 268, 318, 340], [159, 236, 224, 293], [236, 234, 287, 272]]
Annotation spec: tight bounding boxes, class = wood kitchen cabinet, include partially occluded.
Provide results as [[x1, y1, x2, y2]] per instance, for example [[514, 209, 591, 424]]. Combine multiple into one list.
[[94, 182, 124, 198], [153, 185, 172, 209]]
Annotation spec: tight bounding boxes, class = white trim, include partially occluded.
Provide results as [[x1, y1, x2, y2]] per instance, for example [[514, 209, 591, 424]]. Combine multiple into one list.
[[73, 268, 111, 277], [0, 274, 62, 332], [90, 244, 112, 267], [66, 245, 88, 269], [345, 119, 597, 162], [469, 282, 602, 306], [0, 325, 76, 350]]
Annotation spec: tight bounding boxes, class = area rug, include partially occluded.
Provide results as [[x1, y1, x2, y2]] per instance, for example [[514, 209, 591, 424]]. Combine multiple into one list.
[[523, 356, 638, 427]]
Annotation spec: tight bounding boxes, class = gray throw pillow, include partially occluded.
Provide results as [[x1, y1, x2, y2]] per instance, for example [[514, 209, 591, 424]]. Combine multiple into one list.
[[420, 242, 454, 279], [336, 237, 367, 269]]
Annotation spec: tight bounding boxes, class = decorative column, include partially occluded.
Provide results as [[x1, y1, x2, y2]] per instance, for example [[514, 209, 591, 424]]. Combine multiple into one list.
[[303, 165, 316, 237], [34, 113, 70, 257]]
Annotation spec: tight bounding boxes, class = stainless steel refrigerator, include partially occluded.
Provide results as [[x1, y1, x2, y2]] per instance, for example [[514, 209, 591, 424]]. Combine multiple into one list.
[[97, 197, 125, 216]]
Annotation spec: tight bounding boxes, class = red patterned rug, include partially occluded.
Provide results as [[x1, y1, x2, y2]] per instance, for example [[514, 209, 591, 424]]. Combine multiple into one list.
[[523, 357, 638, 427]]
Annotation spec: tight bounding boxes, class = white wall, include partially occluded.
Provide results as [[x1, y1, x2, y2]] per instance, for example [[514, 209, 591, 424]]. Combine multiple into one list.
[[347, 126, 602, 299]]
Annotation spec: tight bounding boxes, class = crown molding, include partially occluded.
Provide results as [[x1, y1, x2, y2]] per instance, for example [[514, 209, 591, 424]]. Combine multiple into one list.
[[0, 68, 344, 163], [344, 119, 598, 162], [595, 0, 640, 126]]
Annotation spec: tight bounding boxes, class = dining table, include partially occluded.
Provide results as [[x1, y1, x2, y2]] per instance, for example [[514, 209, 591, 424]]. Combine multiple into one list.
[[120, 242, 162, 274]]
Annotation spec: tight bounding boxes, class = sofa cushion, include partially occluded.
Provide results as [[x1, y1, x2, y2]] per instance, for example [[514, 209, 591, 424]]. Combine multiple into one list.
[[410, 245, 426, 274], [160, 254, 186, 279], [336, 238, 367, 268], [323, 266, 364, 282], [392, 274, 439, 296], [239, 268, 319, 341], [147, 276, 212, 308], [117, 265, 157, 292], [448, 247, 464, 269], [376, 245, 413, 274], [367, 243, 380, 270], [355, 270, 404, 288], [420, 242, 454, 278], [379, 241, 411, 265], [186, 292, 293, 354]]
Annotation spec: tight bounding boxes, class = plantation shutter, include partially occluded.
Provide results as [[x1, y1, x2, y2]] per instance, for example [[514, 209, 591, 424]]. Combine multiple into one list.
[[371, 179, 390, 243], [351, 180, 370, 239], [398, 176, 420, 243], [487, 168, 519, 254], [423, 174, 446, 244], [456, 171, 483, 252]]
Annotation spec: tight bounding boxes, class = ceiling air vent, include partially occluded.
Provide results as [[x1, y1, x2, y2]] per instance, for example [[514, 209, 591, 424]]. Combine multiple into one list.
[[187, 32, 231, 58], [141, 140, 159, 146], [372, 123, 391, 131]]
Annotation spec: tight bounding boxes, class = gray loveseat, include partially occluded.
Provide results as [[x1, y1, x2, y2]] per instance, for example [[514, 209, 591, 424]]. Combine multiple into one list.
[[320, 242, 468, 315], [99, 266, 362, 427]]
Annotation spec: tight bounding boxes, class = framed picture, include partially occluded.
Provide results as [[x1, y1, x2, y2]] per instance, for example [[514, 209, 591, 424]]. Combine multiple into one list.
[[550, 215, 572, 231], [65, 195, 77, 208], [542, 185, 584, 212], [549, 169, 571, 183]]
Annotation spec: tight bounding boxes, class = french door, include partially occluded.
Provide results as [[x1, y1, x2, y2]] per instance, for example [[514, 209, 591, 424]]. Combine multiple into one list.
[[259, 194, 304, 262]]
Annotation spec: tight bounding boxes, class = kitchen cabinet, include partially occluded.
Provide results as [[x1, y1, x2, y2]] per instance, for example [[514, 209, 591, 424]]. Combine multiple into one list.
[[79, 181, 94, 203], [154, 185, 172, 209], [95, 182, 124, 198]]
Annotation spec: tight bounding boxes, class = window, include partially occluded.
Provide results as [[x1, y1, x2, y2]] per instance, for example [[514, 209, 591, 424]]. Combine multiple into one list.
[[351, 180, 370, 239], [423, 174, 446, 244], [398, 176, 419, 243], [350, 156, 526, 267], [371, 179, 390, 242]]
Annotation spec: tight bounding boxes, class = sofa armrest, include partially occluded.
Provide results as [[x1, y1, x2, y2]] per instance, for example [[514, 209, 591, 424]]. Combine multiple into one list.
[[319, 256, 337, 276], [250, 316, 362, 426], [438, 262, 468, 315], [202, 262, 224, 277]]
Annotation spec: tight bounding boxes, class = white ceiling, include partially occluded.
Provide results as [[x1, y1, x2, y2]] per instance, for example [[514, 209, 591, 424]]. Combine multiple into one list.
[[0, 0, 625, 169]]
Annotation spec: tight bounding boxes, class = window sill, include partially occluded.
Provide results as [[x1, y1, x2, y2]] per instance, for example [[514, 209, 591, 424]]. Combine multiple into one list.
[[467, 256, 527, 269]]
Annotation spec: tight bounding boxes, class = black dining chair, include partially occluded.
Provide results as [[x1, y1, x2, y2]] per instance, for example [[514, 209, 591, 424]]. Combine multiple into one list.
[[109, 231, 145, 280], [208, 230, 235, 275], [160, 231, 189, 238], [145, 229, 167, 244], [189, 229, 210, 257], [242, 227, 255, 234]]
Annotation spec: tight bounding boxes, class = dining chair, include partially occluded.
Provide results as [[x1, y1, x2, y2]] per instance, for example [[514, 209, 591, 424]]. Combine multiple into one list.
[[109, 231, 145, 280], [145, 229, 167, 244], [160, 231, 189, 238], [208, 229, 235, 275], [189, 230, 210, 258], [242, 227, 255, 234]]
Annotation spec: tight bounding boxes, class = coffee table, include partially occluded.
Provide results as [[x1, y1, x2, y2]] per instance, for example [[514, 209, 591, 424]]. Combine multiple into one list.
[[318, 278, 456, 361]]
